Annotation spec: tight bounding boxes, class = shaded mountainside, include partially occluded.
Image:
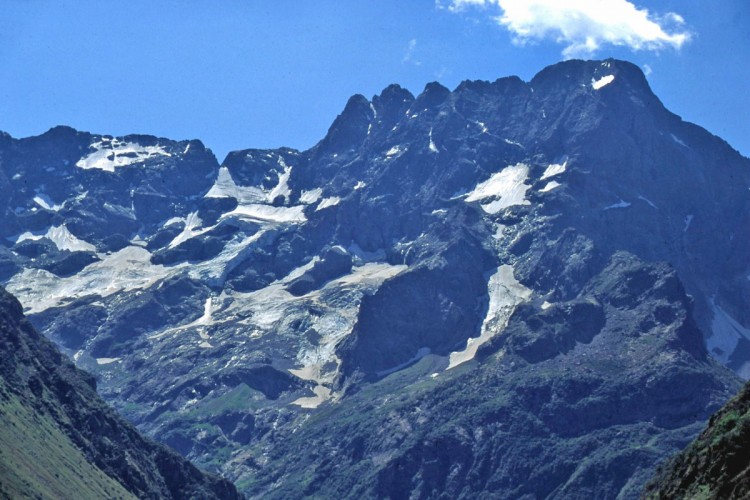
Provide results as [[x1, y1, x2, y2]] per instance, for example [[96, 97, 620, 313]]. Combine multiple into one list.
[[0, 58, 748, 498], [0, 287, 241, 500], [644, 382, 750, 499]]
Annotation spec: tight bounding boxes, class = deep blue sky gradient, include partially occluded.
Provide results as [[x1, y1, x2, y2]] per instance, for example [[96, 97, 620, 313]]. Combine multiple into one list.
[[1, 0, 748, 161]]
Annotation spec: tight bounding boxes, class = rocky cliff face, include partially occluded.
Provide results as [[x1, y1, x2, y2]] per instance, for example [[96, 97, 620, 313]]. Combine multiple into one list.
[[644, 381, 750, 499], [0, 58, 747, 497], [0, 286, 241, 499]]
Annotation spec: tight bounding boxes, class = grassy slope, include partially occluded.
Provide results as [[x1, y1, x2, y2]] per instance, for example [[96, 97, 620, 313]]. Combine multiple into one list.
[[644, 383, 750, 499], [0, 392, 134, 500]]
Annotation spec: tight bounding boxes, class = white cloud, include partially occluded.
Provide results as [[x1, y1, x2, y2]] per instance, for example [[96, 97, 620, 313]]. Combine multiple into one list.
[[402, 38, 422, 65], [443, 0, 691, 58]]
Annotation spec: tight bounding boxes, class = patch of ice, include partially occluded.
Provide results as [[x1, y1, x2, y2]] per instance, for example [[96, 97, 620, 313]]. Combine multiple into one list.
[[684, 214, 694, 232], [541, 160, 567, 180], [475, 121, 489, 134], [448, 265, 531, 369], [168, 212, 208, 249], [465, 163, 532, 214], [604, 200, 631, 210], [14, 225, 96, 253], [187, 230, 268, 286], [12, 173, 22, 180], [6, 246, 180, 314], [316, 197, 341, 211], [385, 145, 404, 158], [540, 181, 561, 193], [162, 216, 185, 228], [204, 166, 266, 204], [33, 193, 61, 211], [504, 138, 523, 148], [428, 129, 438, 153], [286, 262, 408, 407], [76, 138, 171, 172], [707, 300, 750, 365], [354, 181, 366, 190], [267, 158, 292, 203], [96, 357, 120, 365], [592, 74, 615, 90], [224, 204, 306, 224], [300, 188, 323, 204], [638, 196, 658, 209], [347, 243, 387, 265], [671, 134, 688, 148], [150, 296, 216, 341]]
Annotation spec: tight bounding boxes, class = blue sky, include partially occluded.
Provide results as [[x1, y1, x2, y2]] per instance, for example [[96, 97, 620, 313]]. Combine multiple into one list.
[[1, 0, 748, 161]]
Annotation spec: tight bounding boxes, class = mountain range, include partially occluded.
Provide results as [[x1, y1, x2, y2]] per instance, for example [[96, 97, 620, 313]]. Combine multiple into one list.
[[1, 58, 748, 498]]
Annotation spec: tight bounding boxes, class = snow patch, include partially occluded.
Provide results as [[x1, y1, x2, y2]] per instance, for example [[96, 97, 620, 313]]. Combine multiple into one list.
[[448, 265, 531, 369], [96, 357, 120, 365], [223, 204, 306, 224], [465, 163, 532, 214], [6, 246, 180, 314], [475, 121, 489, 134], [354, 181, 366, 190], [287, 262, 408, 408], [168, 212, 209, 249], [267, 158, 292, 203], [604, 200, 631, 210], [541, 160, 567, 180], [76, 138, 171, 172], [638, 196, 658, 209], [33, 193, 61, 211], [316, 197, 341, 211], [671, 134, 688, 148], [300, 188, 323, 204], [14, 225, 96, 253], [592, 74, 615, 90], [540, 181, 561, 193], [385, 145, 404, 158], [428, 129, 438, 153], [205, 166, 267, 204]]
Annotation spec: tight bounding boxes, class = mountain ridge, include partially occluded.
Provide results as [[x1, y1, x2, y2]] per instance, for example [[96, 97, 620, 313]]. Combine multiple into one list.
[[0, 58, 748, 497]]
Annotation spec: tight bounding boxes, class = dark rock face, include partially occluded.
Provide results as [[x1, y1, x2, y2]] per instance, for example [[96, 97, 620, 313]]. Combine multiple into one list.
[[644, 382, 750, 499], [0, 58, 748, 498], [0, 286, 242, 499]]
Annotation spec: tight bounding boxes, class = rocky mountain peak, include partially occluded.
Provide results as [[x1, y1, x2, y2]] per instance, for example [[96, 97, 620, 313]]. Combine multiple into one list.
[[0, 58, 748, 498]]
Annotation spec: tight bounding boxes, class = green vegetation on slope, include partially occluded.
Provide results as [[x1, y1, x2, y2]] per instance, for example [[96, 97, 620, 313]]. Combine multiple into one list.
[[644, 382, 750, 499], [0, 391, 134, 500]]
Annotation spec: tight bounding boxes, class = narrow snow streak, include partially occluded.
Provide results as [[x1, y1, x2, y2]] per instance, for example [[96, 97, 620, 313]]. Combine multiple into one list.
[[448, 265, 531, 369]]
